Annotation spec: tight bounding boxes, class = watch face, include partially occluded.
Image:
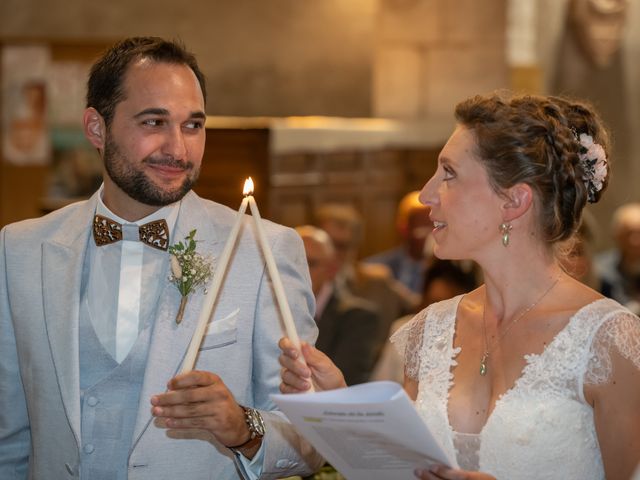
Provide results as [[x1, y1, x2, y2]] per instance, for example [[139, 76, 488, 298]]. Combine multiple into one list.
[[246, 407, 265, 437]]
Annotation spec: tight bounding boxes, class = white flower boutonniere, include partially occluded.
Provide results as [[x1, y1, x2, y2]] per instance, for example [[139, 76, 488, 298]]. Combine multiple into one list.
[[168, 229, 213, 324]]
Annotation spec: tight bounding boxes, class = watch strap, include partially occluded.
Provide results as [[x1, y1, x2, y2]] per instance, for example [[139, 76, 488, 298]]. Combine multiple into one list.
[[228, 433, 263, 451], [228, 406, 265, 451]]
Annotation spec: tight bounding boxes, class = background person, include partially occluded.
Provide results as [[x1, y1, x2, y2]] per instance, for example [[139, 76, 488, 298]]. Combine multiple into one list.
[[296, 225, 380, 385], [595, 201, 640, 314], [365, 190, 434, 294], [314, 203, 419, 361]]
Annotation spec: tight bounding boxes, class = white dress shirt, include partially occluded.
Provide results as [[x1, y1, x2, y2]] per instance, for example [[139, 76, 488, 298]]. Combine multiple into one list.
[[86, 186, 179, 363]]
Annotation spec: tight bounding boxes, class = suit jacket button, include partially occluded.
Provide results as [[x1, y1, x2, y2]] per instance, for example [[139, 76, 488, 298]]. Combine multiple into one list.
[[83, 443, 95, 454]]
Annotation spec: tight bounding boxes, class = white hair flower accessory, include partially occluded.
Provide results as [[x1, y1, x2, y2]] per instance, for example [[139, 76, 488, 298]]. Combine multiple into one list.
[[578, 133, 608, 203]]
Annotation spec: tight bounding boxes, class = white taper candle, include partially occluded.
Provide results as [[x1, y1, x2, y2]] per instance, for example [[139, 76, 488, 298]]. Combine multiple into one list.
[[247, 194, 314, 391], [247, 195, 304, 349], [180, 196, 249, 373]]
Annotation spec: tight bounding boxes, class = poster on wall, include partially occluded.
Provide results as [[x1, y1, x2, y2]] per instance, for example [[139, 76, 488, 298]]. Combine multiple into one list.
[[1, 45, 52, 165], [48, 60, 91, 127]]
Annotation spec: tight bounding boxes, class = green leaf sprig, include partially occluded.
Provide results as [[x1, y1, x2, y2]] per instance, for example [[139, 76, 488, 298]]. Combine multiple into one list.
[[168, 229, 213, 324]]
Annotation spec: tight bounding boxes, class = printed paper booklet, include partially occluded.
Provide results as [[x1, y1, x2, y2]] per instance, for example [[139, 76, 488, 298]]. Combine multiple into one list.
[[271, 381, 457, 480]]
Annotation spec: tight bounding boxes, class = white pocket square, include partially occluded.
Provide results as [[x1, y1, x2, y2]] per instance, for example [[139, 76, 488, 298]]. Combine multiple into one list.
[[204, 308, 239, 336]]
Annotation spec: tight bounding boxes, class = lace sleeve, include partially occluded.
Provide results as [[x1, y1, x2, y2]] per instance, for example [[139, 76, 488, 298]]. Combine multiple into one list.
[[584, 309, 640, 386], [389, 308, 428, 381]]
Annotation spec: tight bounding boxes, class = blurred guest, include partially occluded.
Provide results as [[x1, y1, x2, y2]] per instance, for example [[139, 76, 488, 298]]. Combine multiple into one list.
[[365, 191, 434, 294], [296, 225, 380, 385], [313, 204, 363, 279], [314, 204, 419, 359], [371, 259, 478, 383], [595, 202, 640, 314]]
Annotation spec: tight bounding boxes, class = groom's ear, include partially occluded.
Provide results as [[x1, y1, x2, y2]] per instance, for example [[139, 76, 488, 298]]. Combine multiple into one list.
[[83, 108, 106, 151]]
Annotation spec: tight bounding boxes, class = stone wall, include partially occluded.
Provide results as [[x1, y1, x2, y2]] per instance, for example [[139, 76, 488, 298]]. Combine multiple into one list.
[[373, 0, 509, 119], [1, 0, 511, 121], [2, 0, 639, 249], [0, 0, 377, 117]]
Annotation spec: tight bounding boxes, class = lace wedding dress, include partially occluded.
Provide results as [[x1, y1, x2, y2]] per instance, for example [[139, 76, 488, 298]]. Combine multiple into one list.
[[391, 296, 640, 480]]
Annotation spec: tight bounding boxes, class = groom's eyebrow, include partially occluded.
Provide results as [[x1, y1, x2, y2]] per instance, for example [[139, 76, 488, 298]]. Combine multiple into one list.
[[134, 108, 170, 118], [133, 108, 207, 120]]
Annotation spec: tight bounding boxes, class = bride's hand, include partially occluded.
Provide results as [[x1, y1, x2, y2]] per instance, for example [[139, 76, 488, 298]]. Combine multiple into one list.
[[278, 337, 347, 393], [414, 465, 496, 480]]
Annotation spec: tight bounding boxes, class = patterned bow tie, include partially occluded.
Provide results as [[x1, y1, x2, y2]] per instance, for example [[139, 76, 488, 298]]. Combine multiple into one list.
[[93, 214, 169, 251]]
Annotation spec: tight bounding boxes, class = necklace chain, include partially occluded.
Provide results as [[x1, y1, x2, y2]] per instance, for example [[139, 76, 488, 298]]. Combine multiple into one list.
[[480, 274, 561, 376]]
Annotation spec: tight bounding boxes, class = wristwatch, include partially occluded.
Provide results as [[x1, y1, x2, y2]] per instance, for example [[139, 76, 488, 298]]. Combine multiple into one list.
[[229, 406, 265, 451]]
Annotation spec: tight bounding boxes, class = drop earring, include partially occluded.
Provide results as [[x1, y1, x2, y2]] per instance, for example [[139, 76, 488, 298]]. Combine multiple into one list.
[[499, 222, 512, 247]]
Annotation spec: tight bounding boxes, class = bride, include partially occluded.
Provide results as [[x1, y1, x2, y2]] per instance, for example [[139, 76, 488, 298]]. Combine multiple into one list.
[[279, 92, 640, 480]]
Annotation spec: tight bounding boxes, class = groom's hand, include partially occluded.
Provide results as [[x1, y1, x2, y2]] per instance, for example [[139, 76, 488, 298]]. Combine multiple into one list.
[[150, 370, 259, 457]]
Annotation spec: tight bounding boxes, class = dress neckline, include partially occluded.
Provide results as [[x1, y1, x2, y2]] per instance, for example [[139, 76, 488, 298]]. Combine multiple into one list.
[[445, 295, 610, 437]]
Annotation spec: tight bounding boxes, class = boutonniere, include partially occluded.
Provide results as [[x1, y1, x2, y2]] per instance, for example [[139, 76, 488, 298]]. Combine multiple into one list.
[[168, 229, 213, 324]]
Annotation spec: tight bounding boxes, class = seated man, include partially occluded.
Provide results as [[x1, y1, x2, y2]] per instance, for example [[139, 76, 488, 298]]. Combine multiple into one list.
[[296, 225, 381, 385], [314, 204, 419, 362], [595, 202, 640, 314]]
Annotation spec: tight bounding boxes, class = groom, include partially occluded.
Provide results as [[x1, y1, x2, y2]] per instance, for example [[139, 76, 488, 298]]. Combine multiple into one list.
[[0, 37, 322, 479]]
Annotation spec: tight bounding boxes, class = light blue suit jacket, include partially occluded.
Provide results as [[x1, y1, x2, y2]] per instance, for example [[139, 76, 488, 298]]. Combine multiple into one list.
[[0, 190, 323, 479]]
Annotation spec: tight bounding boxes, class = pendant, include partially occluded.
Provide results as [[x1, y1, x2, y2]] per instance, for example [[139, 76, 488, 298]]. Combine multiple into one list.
[[502, 232, 509, 247], [480, 352, 488, 376]]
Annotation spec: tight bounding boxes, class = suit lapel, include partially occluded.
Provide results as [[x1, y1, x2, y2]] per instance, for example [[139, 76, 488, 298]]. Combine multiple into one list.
[[42, 195, 97, 443], [132, 192, 228, 443]]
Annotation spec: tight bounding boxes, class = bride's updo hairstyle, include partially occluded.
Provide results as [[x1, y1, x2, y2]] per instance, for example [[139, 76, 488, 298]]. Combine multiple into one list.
[[454, 92, 611, 244]]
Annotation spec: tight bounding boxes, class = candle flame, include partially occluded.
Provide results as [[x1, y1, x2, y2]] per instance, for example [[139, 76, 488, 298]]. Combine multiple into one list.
[[243, 177, 254, 196]]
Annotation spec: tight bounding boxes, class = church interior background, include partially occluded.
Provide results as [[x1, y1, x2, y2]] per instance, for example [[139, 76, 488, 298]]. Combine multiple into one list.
[[1, 0, 638, 256]]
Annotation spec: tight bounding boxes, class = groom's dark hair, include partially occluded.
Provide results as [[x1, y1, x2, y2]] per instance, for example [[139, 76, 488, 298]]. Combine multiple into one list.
[[86, 36, 207, 127]]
